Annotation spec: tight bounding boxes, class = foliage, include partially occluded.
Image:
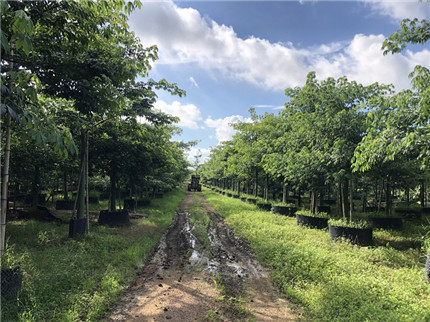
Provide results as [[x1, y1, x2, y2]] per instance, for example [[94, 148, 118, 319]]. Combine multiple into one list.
[[296, 210, 329, 218], [328, 218, 371, 229]]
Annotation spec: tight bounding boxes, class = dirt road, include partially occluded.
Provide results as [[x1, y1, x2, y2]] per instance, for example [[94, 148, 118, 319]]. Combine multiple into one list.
[[105, 191, 298, 321]]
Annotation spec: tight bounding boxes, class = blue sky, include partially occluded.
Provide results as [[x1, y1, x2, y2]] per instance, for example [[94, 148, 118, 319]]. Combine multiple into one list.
[[129, 0, 430, 162]]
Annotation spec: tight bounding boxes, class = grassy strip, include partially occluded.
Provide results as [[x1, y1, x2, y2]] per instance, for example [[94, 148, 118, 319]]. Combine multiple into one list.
[[188, 194, 211, 252], [2, 188, 185, 321], [203, 188, 430, 321]]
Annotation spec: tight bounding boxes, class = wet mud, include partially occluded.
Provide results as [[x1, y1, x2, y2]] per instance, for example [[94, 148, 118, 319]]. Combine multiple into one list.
[[105, 191, 298, 321]]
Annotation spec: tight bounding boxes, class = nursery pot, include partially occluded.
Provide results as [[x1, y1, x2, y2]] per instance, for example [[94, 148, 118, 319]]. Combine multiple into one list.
[[124, 199, 136, 211], [1, 267, 23, 299], [88, 196, 99, 204], [257, 203, 272, 211], [367, 217, 403, 230], [272, 206, 297, 217], [365, 206, 385, 212], [240, 197, 247, 202], [69, 218, 87, 238], [329, 225, 373, 246], [98, 210, 130, 227], [394, 208, 421, 220], [317, 205, 331, 214], [56, 200, 75, 210], [247, 198, 257, 204], [296, 214, 328, 229], [136, 199, 151, 207], [227, 193, 232, 197]]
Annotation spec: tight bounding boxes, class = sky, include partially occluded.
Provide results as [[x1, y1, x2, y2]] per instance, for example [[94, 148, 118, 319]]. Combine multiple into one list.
[[128, 0, 430, 163]]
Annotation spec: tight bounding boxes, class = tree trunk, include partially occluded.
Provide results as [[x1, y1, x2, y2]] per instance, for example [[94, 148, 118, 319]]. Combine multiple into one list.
[[0, 113, 12, 258], [85, 133, 90, 232], [406, 187, 410, 207], [340, 183, 346, 220], [349, 178, 354, 221], [110, 165, 117, 211], [420, 180, 425, 208], [63, 170, 69, 201], [264, 174, 269, 201], [31, 165, 40, 209], [298, 188, 302, 207], [282, 184, 287, 204], [377, 179, 383, 212], [254, 168, 258, 197], [385, 178, 391, 215], [76, 131, 87, 219]]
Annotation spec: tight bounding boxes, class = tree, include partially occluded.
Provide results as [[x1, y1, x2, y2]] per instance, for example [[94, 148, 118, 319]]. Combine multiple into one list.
[[277, 72, 390, 217], [353, 1, 430, 208]]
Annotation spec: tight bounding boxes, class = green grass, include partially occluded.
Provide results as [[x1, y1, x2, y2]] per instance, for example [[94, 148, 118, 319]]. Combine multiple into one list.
[[1, 188, 185, 321], [189, 194, 211, 251], [203, 188, 430, 322]]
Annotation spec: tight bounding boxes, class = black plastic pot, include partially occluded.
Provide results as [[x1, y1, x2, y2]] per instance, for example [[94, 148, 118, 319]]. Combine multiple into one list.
[[257, 203, 272, 211], [425, 254, 430, 282], [329, 225, 373, 246], [69, 218, 87, 238], [296, 214, 328, 229], [227, 193, 232, 197], [98, 210, 130, 226], [247, 198, 257, 204], [88, 196, 99, 204], [365, 206, 385, 212], [422, 207, 430, 214], [367, 217, 403, 230], [240, 197, 247, 202], [323, 199, 336, 205], [272, 206, 297, 216], [232, 195, 240, 199], [317, 205, 331, 214], [1, 267, 23, 299], [394, 208, 422, 220], [136, 198, 151, 207], [56, 200, 75, 210], [124, 199, 136, 210]]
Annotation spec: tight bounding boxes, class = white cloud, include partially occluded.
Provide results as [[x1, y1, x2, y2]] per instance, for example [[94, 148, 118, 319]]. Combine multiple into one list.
[[364, 0, 430, 21], [186, 147, 211, 164], [189, 76, 199, 88], [204, 115, 253, 144], [130, 1, 430, 92], [154, 100, 202, 129], [254, 104, 285, 110]]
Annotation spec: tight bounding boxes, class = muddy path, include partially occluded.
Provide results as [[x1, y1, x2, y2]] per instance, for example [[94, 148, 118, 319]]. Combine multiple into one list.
[[105, 191, 298, 321]]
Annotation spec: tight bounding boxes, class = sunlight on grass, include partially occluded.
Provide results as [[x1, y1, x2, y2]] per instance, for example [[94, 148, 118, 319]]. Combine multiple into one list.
[[203, 188, 430, 321]]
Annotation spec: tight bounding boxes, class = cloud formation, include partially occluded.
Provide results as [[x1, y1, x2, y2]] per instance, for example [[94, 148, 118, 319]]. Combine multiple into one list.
[[130, 1, 430, 92], [186, 146, 211, 164], [154, 100, 202, 129], [204, 115, 253, 144], [364, 0, 430, 21]]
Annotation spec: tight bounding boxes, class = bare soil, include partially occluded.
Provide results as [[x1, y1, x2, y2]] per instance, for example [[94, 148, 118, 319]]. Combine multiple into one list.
[[105, 191, 299, 321]]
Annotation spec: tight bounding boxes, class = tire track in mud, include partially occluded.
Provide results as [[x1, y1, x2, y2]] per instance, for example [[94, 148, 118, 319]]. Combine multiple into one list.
[[105, 191, 298, 321]]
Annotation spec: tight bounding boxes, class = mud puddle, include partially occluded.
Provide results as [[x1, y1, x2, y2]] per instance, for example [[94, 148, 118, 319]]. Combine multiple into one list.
[[105, 191, 298, 321]]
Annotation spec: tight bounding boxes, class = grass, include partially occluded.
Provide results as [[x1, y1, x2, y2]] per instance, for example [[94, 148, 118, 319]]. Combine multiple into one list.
[[189, 194, 211, 252], [203, 188, 430, 321], [1, 188, 185, 321]]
